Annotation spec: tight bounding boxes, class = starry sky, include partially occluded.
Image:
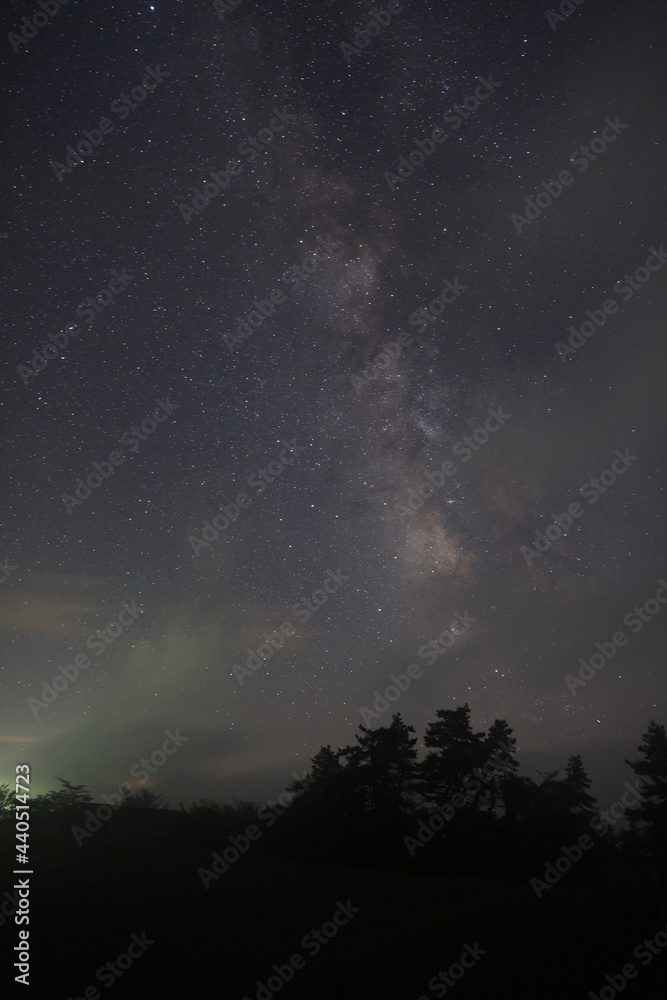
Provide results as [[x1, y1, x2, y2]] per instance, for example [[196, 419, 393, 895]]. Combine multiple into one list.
[[1, 0, 665, 809]]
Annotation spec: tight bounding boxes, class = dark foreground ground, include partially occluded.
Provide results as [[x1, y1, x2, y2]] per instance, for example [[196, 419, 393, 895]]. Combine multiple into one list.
[[1, 813, 666, 999]]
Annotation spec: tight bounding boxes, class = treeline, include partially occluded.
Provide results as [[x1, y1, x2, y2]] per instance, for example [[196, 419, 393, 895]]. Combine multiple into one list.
[[0, 780, 165, 814], [265, 707, 667, 877], [2, 707, 665, 879]]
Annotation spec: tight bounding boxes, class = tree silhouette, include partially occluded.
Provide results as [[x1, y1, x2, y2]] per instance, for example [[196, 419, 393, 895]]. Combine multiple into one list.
[[500, 773, 542, 827], [8, 713, 665, 916], [309, 744, 344, 783], [482, 718, 520, 815], [625, 720, 667, 860], [419, 703, 487, 807], [0, 782, 15, 814], [287, 745, 346, 811], [282, 745, 354, 847], [562, 754, 598, 816], [339, 714, 418, 824], [32, 777, 93, 813], [121, 786, 167, 809]]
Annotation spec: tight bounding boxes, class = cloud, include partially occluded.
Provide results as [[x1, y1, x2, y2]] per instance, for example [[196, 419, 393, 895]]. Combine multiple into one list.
[[0, 574, 113, 636]]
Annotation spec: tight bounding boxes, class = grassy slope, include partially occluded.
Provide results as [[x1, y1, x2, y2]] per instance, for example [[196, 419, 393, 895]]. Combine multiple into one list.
[[1, 819, 665, 998]]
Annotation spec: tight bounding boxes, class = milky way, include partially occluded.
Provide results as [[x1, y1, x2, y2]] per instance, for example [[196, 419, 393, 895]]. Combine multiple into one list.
[[1, 0, 665, 808]]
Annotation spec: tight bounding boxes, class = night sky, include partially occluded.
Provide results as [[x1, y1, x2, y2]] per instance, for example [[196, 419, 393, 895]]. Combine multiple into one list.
[[1, 0, 665, 810]]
